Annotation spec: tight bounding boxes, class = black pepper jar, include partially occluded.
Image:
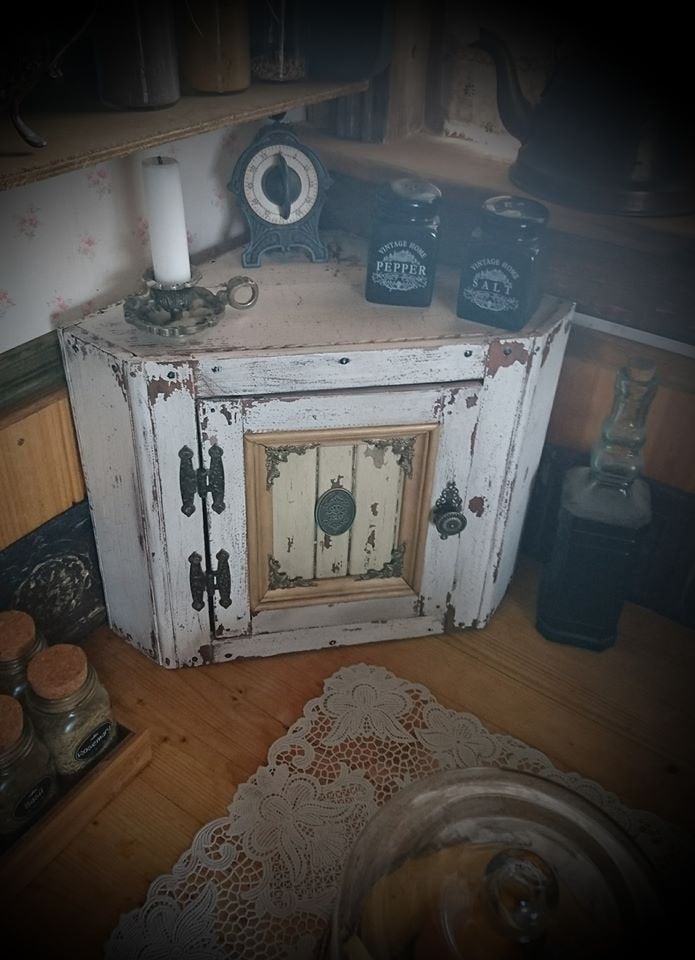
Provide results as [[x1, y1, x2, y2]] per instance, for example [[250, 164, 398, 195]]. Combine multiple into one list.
[[456, 195, 549, 330], [365, 179, 441, 308]]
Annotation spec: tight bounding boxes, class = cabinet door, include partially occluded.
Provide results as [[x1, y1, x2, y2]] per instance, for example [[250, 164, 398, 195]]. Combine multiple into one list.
[[199, 382, 479, 654]]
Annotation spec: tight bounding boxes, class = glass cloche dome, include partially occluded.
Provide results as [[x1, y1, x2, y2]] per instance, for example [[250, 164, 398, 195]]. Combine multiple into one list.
[[329, 767, 664, 959]]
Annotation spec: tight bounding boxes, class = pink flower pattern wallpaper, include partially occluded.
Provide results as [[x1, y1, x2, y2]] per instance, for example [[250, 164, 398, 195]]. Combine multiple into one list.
[[0, 122, 256, 353]]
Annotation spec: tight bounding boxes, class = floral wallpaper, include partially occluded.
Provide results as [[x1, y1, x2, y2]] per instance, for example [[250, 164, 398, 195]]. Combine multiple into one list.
[[0, 120, 267, 354]]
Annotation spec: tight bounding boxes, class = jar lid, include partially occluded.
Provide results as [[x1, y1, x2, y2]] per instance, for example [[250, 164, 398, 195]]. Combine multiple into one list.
[[0, 694, 23, 749], [0, 610, 36, 662], [27, 643, 89, 701], [378, 178, 442, 217], [481, 195, 549, 238]]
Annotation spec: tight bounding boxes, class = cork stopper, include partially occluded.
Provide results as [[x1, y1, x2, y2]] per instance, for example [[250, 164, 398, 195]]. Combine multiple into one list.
[[0, 694, 24, 749], [27, 644, 89, 701], [0, 610, 36, 662]]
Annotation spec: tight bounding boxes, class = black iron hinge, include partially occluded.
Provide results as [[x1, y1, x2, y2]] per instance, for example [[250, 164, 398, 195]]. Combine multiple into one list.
[[179, 444, 225, 516], [188, 550, 232, 610]]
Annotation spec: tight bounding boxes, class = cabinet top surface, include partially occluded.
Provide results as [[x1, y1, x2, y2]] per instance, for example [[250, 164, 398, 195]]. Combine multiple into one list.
[[64, 232, 574, 361]]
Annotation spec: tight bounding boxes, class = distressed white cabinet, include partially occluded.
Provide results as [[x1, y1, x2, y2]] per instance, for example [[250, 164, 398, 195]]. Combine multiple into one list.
[[60, 234, 572, 668]]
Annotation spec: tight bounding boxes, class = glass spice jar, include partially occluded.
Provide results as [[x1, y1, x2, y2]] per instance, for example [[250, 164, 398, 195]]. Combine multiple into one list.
[[0, 610, 47, 703], [26, 644, 117, 779], [456, 194, 549, 330], [365, 178, 442, 308], [0, 694, 57, 838]]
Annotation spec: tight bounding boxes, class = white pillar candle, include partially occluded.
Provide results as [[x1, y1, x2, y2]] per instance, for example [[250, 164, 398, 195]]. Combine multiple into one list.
[[142, 156, 192, 285]]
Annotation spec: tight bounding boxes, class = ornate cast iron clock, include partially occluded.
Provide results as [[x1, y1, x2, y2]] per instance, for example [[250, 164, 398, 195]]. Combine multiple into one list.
[[228, 124, 332, 267]]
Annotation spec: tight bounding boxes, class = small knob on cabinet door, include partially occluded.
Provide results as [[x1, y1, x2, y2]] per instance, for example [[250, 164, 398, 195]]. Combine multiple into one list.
[[435, 510, 467, 539], [432, 481, 466, 540]]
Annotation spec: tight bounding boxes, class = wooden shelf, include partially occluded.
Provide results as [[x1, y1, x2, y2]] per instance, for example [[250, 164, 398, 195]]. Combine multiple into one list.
[[0, 79, 368, 191], [0, 724, 151, 893]]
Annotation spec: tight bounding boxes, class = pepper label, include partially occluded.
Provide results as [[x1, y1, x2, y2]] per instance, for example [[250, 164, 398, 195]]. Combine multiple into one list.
[[371, 240, 428, 293], [74, 720, 113, 762], [14, 776, 52, 819]]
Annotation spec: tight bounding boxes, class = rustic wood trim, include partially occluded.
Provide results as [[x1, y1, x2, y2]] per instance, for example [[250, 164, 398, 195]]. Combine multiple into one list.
[[0, 331, 66, 415], [245, 423, 438, 612], [0, 388, 85, 550]]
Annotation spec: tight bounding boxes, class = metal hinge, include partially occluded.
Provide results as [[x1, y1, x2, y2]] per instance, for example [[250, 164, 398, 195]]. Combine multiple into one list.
[[179, 444, 225, 516], [188, 550, 232, 610]]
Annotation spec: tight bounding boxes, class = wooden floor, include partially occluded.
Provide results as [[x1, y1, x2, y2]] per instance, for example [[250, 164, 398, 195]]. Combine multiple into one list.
[[3, 558, 695, 957]]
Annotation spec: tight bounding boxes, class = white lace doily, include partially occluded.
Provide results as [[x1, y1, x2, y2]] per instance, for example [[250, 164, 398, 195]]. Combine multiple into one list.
[[105, 663, 687, 959]]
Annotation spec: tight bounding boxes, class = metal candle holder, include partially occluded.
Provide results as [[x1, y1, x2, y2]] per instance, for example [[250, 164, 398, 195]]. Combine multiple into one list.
[[124, 269, 259, 338]]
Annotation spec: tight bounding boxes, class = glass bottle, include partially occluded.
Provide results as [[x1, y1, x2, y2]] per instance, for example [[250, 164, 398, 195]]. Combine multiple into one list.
[[0, 695, 57, 839], [251, 0, 306, 82], [26, 644, 117, 779], [0, 610, 47, 703], [536, 358, 658, 650], [179, 0, 251, 94], [457, 195, 548, 330], [93, 1, 180, 109], [365, 178, 442, 308]]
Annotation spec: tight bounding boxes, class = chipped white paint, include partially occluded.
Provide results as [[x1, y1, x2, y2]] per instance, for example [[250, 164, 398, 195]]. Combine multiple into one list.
[[349, 442, 402, 576], [271, 445, 317, 581], [452, 310, 573, 628], [60, 335, 156, 662], [60, 234, 572, 667], [212, 615, 444, 662], [195, 344, 486, 396], [315, 444, 354, 579], [199, 399, 250, 639]]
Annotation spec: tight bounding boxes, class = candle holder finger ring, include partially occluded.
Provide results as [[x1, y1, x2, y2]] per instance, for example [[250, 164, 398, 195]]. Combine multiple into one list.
[[124, 270, 259, 338], [223, 276, 259, 310]]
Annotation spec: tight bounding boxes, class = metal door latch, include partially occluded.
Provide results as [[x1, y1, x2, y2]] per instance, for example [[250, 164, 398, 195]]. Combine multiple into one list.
[[179, 444, 225, 516], [188, 550, 232, 610]]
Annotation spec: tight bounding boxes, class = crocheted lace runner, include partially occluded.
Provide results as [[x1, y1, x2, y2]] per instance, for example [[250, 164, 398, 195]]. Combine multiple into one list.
[[105, 663, 686, 959]]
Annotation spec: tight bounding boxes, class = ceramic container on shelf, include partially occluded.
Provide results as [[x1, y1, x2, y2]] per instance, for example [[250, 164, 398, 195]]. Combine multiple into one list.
[[365, 179, 442, 308], [457, 195, 549, 331], [329, 768, 665, 959]]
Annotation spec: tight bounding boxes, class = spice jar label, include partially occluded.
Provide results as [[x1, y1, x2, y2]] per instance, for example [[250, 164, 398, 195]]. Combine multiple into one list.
[[74, 721, 113, 763], [370, 240, 430, 294], [461, 257, 521, 314], [14, 776, 53, 819]]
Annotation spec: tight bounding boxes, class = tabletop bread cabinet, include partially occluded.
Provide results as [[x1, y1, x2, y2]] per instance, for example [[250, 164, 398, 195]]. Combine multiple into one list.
[[59, 233, 572, 669]]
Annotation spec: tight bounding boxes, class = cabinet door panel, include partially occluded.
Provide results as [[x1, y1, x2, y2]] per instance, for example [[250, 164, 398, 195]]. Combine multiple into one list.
[[315, 444, 354, 578], [204, 383, 479, 645]]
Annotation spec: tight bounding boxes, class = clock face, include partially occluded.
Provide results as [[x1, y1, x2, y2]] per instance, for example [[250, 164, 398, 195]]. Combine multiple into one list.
[[243, 143, 320, 225]]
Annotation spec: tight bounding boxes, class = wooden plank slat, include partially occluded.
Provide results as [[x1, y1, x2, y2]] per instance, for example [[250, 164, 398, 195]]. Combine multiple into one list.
[[0, 388, 85, 549]]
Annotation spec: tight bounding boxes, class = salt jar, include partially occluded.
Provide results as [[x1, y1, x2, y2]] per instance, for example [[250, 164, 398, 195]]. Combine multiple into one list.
[[0, 694, 57, 838], [0, 610, 47, 702], [26, 644, 117, 779], [456, 194, 549, 330]]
